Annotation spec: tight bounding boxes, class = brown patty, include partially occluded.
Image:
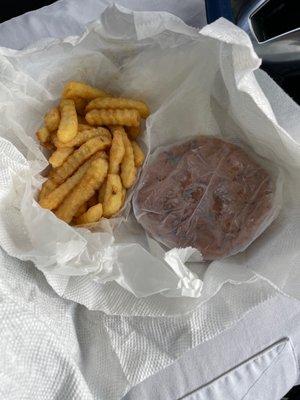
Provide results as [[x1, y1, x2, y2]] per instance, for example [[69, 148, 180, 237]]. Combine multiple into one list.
[[133, 136, 275, 260]]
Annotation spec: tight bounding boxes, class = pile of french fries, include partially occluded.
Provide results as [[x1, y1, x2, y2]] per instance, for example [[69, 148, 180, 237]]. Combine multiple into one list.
[[37, 81, 148, 225]]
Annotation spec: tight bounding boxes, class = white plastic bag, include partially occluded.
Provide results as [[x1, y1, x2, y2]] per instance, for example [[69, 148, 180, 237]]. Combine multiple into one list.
[[0, 5, 299, 317]]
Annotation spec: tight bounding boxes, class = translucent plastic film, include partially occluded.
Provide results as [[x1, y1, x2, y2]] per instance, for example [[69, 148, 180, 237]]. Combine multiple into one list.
[[133, 136, 281, 260]]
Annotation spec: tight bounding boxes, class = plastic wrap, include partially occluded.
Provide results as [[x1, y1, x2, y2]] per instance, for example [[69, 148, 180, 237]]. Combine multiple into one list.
[[133, 136, 280, 260]]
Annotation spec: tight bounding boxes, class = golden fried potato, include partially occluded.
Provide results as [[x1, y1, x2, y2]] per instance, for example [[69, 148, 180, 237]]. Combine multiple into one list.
[[73, 97, 88, 116], [62, 81, 107, 100], [36, 126, 50, 144], [78, 123, 93, 131], [87, 193, 98, 208], [50, 136, 111, 185], [53, 127, 110, 149], [109, 126, 125, 174], [126, 125, 140, 139], [39, 154, 103, 210], [57, 99, 78, 143], [49, 147, 74, 168], [36, 80, 150, 226], [86, 109, 140, 127], [86, 97, 150, 119], [74, 203, 103, 225], [39, 179, 57, 201], [55, 158, 108, 223], [74, 202, 88, 218], [121, 188, 126, 205], [131, 140, 145, 167], [120, 131, 136, 189], [43, 142, 55, 150], [98, 179, 107, 203], [103, 174, 123, 218], [44, 107, 60, 132]]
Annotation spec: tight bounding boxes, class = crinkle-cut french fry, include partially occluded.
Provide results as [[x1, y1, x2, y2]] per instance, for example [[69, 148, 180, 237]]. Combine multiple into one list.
[[109, 126, 125, 174], [53, 127, 110, 149], [126, 125, 140, 139], [37, 82, 148, 226], [87, 193, 98, 208], [121, 188, 126, 206], [48, 167, 57, 179], [98, 151, 108, 160], [98, 179, 107, 203], [49, 147, 74, 168], [57, 99, 78, 143], [95, 151, 109, 160], [62, 81, 107, 100], [78, 123, 93, 131], [86, 109, 140, 127], [44, 107, 60, 132], [73, 97, 88, 116], [74, 203, 103, 225], [50, 136, 111, 185], [131, 140, 145, 167], [103, 174, 123, 218], [39, 179, 57, 201], [36, 126, 50, 143], [55, 158, 108, 223], [74, 202, 88, 218], [86, 97, 150, 118], [120, 131, 136, 189], [39, 152, 107, 210]]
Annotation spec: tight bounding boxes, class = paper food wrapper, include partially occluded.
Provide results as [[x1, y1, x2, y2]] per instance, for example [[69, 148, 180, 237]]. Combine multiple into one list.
[[0, 5, 299, 318]]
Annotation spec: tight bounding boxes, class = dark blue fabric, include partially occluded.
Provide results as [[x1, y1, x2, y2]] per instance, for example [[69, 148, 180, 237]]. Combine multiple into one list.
[[205, 0, 233, 23]]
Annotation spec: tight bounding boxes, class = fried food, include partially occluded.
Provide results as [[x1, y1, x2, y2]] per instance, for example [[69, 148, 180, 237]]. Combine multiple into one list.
[[74, 203, 103, 225], [57, 99, 78, 143], [44, 107, 60, 132], [37, 81, 149, 226], [120, 130, 136, 188], [98, 179, 107, 203], [86, 97, 150, 118], [121, 188, 126, 206], [50, 136, 111, 185], [78, 123, 93, 131], [103, 174, 123, 218], [43, 142, 55, 151], [86, 109, 140, 127], [131, 140, 145, 167], [73, 97, 88, 116], [49, 147, 74, 168], [126, 125, 140, 139], [55, 158, 108, 223], [87, 193, 98, 208], [39, 179, 58, 201], [62, 81, 107, 100], [53, 127, 110, 148], [74, 202, 88, 218], [109, 126, 125, 174], [39, 152, 106, 210], [36, 126, 50, 144]]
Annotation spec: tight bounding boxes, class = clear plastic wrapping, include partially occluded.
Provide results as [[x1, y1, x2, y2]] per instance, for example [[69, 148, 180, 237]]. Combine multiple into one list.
[[133, 136, 281, 260]]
